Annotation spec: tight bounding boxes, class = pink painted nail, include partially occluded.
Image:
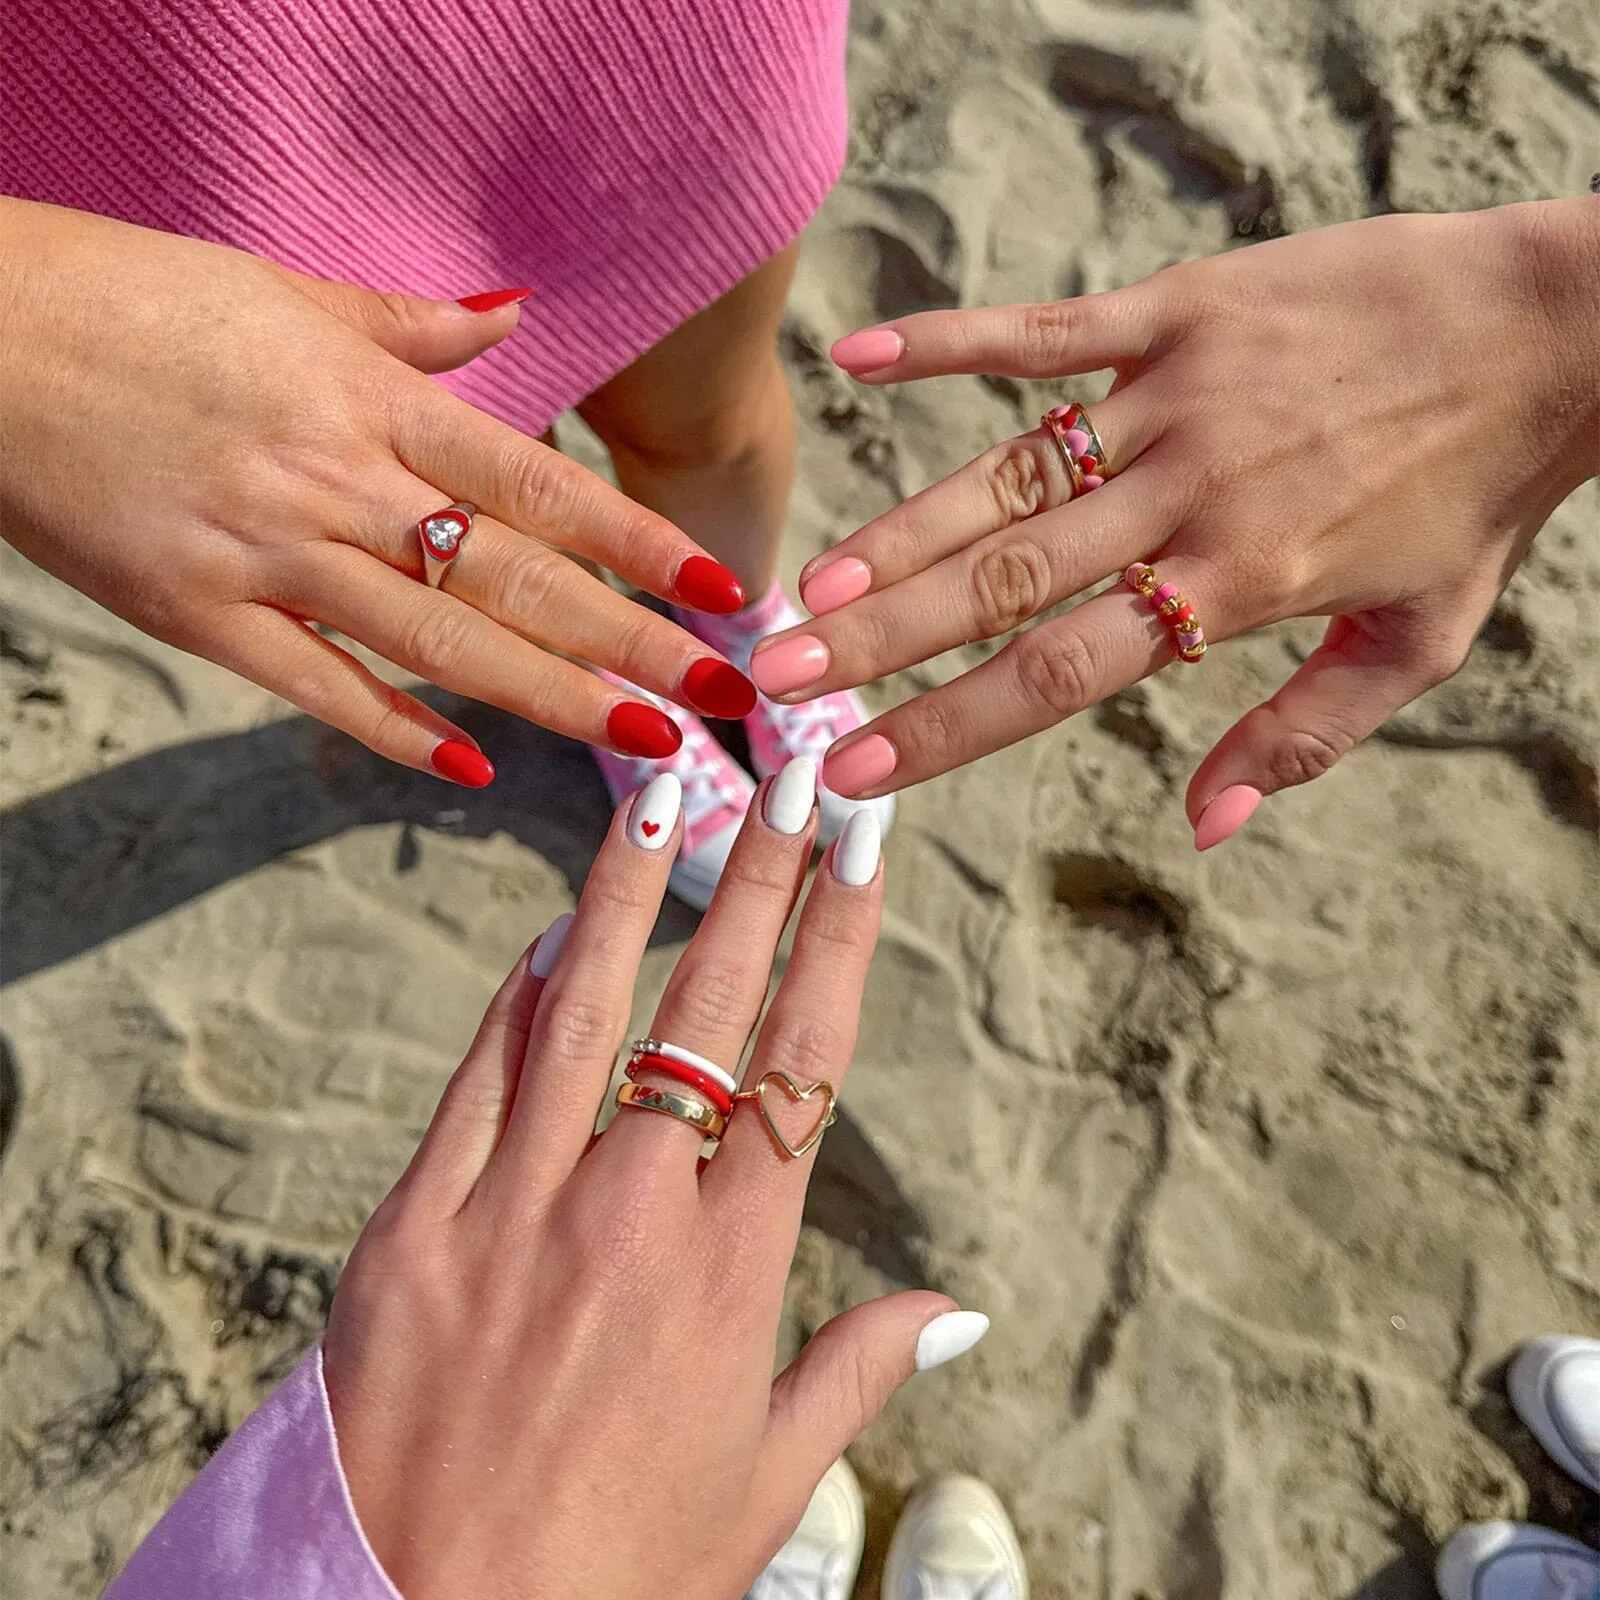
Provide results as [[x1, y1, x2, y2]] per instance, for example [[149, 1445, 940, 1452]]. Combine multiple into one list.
[[1194, 785, 1263, 851], [801, 556, 872, 616], [831, 328, 904, 374], [750, 635, 829, 698], [823, 733, 898, 797]]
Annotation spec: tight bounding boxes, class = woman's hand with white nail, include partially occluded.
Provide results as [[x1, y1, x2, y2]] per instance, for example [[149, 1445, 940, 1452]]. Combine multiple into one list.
[[321, 760, 980, 1598], [0, 199, 753, 785], [760, 198, 1600, 844]]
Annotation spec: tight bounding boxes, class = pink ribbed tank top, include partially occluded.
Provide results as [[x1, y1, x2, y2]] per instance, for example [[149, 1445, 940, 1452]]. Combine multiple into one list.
[[0, 0, 848, 433]]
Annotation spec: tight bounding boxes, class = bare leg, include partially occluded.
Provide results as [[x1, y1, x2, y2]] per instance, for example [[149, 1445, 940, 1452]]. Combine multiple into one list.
[[577, 241, 799, 600]]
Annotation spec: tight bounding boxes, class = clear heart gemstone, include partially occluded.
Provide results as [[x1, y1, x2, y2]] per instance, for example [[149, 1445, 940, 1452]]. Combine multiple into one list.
[[422, 514, 464, 557]]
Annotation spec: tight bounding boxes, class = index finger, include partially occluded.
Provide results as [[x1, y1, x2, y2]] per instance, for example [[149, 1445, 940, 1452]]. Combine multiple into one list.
[[397, 382, 746, 613], [830, 287, 1160, 385]]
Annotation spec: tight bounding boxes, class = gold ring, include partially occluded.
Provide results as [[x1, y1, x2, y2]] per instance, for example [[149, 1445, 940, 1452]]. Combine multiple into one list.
[[615, 1081, 727, 1141], [732, 1070, 838, 1160]]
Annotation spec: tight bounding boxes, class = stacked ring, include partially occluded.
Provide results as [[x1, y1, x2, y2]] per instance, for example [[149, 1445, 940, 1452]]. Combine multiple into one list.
[[1124, 563, 1206, 662], [627, 1051, 733, 1118], [1042, 403, 1112, 496], [615, 1081, 727, 1140]]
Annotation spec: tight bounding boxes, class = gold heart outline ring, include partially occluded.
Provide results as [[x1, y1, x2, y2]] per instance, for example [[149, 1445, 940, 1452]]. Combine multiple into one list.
[[733, 1069, 838, 1160]]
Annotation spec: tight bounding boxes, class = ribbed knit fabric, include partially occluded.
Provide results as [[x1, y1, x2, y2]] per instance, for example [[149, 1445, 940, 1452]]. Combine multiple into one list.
[[0, 0, 847, 434]]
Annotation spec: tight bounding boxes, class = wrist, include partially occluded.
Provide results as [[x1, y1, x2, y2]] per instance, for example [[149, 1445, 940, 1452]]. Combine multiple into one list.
[[1489, 197, 1600, 492]]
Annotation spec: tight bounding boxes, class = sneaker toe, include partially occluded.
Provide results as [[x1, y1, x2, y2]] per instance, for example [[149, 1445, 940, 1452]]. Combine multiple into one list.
[[668, 815, 743, 912], [1436, 1522, 1599, 1600], [1509, 1336, 1600, 1493]]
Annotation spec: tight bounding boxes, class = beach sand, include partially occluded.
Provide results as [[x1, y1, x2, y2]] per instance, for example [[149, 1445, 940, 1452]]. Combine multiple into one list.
[[3, 1, 1597, 1594]]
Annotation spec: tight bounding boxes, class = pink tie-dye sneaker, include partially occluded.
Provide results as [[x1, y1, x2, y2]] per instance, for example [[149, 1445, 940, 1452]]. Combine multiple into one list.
[[591, 679, 753, 912], [678, 585, 896, 845]]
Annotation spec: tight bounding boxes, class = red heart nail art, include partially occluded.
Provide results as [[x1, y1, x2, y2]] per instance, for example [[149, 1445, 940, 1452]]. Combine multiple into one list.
[[640, 820, 660, 837]]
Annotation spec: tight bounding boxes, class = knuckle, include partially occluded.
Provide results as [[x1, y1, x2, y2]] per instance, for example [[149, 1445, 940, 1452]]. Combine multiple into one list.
[[971, 538, 1052, 636], [399, 602, 474, 678], [539, 995, 619, 1067], [1011, 627, 1097, 721], [496, 547, 563, 626], [660, 961, 750, 1042], [763, 1017, 849, 1085], [1019, 300, 1073, 367], [1265, 728, 1349, 790], [511, 447, 575, 534], [984, 439, 1052, 524]]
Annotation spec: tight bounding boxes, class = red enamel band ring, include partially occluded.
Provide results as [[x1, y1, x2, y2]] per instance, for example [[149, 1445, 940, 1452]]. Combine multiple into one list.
[[1042, 403, 1112, 496], [1124, 563, 1206, 663], [627, 1052, 734, 1118], [416, 502, 476, 588]]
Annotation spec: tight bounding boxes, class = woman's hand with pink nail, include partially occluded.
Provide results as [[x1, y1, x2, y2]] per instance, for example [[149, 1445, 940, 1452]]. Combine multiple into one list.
[[755, 199, 1600, 845], [321, 763, 979, 1598], [0, 199, 752, 783]]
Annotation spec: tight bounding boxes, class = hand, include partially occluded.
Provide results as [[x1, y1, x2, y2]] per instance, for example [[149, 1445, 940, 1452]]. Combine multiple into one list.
[[0, 199, 757, 784], [322, 764, 981, 1597], [752, 198, 1600, 843]]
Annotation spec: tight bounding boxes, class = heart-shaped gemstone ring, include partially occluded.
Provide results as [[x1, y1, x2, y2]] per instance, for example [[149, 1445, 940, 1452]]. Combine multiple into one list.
[[415, 501, 477, 588], [736, 1069, 838, 1160]]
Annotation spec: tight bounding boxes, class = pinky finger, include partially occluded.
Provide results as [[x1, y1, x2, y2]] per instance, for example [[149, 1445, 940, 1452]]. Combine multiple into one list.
[[1185, 608, 1464, 850], [214, 604, 496, 786]]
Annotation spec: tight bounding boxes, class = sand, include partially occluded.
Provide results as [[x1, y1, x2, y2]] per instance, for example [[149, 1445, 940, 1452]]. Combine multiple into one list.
[[3, 0, 1598, 1595]]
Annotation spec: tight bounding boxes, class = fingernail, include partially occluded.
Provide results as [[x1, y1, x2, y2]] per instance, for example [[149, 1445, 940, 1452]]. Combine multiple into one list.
[[674, 554, 746, 615], [831, 808, 881, 886], [430, 739, 495, 787], [528, 911, 574, 977], [628, 772, 681, 849], [607, 702, 682, 759], [831, 328, 904, 374], [763, 756, 817, 835], [456, 287, 533, 313], [822, 734, 897, 799], [682, 657, 758, 719], [1194, 784, 1263, 852], [915, 1310, 990, 1372], [750, 635, 829, 698], [800, 556, 872, 616]]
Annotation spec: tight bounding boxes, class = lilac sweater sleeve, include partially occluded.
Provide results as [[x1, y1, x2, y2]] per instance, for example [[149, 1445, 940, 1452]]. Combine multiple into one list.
[[107, 1344, 401, 1600]]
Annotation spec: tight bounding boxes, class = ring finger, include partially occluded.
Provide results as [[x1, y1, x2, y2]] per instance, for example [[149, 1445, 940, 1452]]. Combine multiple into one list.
[[819, 549, 1232, 798], [599, 757, 823, 1171], [792, 384, 1161, 613]]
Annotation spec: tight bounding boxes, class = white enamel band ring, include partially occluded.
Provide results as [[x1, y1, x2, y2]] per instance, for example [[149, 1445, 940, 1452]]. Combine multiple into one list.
[[417, 502, 476, 588], [629, 1038, 739, 1097]]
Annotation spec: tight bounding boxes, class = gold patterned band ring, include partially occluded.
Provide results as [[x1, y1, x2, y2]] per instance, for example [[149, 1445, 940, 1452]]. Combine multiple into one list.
[[615, 1081, 728, 1141]]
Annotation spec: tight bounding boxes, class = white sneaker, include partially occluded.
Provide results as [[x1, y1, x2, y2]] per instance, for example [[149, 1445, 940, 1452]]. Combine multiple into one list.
[[1510, 1336, 1600, 1494], [679, 585, 896, 846], [882, 1476, 1029, 1600], [1435, 1522, 1599, 1600], [746, 1457, 866, 1600], [590, 680, 753, 912]]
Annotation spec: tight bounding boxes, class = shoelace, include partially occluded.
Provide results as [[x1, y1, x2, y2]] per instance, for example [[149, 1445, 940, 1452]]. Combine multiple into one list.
[[763, 696, 849, 763], [662, 719, 746, 824]]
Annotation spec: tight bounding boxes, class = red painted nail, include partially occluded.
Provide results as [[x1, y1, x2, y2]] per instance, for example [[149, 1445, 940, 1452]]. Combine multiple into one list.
[[681, 658, 758, 720], [456, 287, 534, 313], [607, 702, 682, 759], [430, 740, 495, 787], [674, 555, 746, 615]]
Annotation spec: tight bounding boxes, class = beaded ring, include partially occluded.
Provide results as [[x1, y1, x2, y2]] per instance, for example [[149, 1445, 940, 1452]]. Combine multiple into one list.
[[1124, 563, 1206, 663], [1042, 402, 1112, 495]]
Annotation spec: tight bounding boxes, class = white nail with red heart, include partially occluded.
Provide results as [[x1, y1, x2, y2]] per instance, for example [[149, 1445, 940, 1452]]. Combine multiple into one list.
[[628, 772, 681, 850]]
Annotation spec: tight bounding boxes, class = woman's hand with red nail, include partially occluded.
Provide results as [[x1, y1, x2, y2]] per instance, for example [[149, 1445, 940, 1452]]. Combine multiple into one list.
[[0, 198, 749, 782], [768, 200, 1600, 838]]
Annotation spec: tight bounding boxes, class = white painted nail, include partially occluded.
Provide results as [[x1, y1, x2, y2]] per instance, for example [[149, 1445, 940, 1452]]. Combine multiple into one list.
[[763, 756, 817, 835], [628, 772, 681, 850], [915, 1310, 990, 1372], [831, 808, 880, 886], [528, 912, 574, 977]]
